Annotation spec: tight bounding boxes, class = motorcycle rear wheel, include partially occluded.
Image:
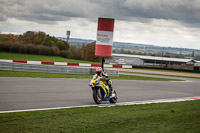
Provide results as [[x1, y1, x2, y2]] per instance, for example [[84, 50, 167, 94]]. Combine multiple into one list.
[[93, 88, 102, 104]]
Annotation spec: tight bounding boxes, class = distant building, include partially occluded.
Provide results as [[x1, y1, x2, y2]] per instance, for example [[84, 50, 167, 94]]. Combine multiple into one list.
[[194, 60, 200, 66], [107, 53, 193, 66]]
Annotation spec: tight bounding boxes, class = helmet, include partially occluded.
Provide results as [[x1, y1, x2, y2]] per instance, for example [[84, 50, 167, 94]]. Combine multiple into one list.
[[96, 67, 102, 76]]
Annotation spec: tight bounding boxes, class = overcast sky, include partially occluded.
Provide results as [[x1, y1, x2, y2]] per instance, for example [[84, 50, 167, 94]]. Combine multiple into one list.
[[0, 0, 200, 49]]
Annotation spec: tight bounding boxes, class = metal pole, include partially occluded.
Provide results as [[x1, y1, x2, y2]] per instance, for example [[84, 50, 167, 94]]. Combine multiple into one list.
[[67, 36, 69, 43], [162, 46, 164, 57], [101, 57, 105, 71], [66, 31, 70, 43]]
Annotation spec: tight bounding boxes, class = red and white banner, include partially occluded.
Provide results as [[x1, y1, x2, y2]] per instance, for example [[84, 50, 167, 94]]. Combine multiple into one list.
[[95, 18, 114, 57]]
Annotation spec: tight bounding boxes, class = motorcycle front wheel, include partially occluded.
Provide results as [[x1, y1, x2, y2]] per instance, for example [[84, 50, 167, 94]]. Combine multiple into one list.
[[93, 88, 102, 104]]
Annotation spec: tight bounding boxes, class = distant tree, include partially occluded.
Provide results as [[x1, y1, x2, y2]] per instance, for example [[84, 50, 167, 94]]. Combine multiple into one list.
[[68, 45, 81, 59], [33, 32, 46, 45], [19, 31, 36, 44], [56, 40, 69, 51], [0, 31, 70, 58], [0, 34, 19, 43], [81, 42, 101, 62], [19, 31, 70, 50]]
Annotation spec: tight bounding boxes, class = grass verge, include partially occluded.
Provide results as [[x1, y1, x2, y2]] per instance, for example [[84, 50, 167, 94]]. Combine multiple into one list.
[[120, 70, 200, 79], [0, 100, 199, 133], [0, 70, 183, 81], [0, 52, 100, 64]]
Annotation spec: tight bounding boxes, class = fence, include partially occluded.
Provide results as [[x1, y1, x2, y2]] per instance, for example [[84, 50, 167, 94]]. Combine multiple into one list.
[[0, 62, 119, 77]]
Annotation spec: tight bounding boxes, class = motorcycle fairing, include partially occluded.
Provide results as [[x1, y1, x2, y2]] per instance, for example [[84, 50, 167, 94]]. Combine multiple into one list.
[[99, 84, 110, 101], [90, 77, 110, 101]]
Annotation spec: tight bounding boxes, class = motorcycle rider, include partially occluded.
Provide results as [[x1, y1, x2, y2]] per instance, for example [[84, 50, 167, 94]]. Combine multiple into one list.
[[92, 67, 113, 95]]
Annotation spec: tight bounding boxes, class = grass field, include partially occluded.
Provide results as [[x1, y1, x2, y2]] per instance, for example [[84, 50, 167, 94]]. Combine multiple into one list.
[[0, 70, 183, 81], [0, 100, 199, 133], [0, 52, 100, 64], [131, 67, 198, 74]]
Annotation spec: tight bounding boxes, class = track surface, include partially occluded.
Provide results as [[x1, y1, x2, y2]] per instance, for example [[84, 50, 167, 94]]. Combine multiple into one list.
[[0, 75, 200, 111]]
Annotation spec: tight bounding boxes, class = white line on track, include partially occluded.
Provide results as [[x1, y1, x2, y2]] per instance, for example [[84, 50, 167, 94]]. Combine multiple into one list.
[[0, 96, 200, 114], [169, 80, 192, 82]]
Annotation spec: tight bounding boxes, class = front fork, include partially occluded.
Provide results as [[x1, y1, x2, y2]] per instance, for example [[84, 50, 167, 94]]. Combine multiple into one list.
[[93, 86, 109, 98]]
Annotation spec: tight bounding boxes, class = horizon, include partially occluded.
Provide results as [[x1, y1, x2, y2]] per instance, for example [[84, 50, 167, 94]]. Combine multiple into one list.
[[1, 31, 200, 51]]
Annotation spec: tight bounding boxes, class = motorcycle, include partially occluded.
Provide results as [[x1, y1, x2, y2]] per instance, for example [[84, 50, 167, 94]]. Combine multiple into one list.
[[89, 77, 117, 104]]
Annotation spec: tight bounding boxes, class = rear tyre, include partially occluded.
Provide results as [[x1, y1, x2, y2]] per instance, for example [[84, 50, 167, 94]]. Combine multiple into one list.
[[93, 88, 102, 104], [109, 90, 117, 103]]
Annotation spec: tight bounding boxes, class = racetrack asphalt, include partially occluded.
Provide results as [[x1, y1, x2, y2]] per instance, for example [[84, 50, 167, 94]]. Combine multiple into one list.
[[0, 73, 200, 111]]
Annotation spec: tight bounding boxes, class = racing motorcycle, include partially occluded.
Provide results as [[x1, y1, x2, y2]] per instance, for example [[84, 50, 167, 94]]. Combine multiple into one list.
[[89, 77, 117, 104]]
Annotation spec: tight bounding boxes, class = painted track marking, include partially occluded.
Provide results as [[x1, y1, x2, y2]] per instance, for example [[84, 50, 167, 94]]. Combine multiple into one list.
[[0, 96, 200, 114]]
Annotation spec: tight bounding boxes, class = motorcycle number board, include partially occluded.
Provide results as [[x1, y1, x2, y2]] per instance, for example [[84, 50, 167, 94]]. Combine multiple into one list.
[[95, 18, 115, 57]]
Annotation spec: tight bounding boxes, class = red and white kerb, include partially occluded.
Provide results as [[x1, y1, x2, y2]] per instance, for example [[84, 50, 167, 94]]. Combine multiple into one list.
[[95, 18, 114, 57]]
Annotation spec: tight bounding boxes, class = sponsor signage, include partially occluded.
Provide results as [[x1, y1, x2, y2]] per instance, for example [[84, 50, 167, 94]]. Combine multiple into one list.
[[95, 18, 114, 57], [66, 31, 70, 36]]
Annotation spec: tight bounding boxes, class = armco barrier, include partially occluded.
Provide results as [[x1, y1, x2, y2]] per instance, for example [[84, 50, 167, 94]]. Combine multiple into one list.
[[89, 68, 118, 76], [0, 62, 119, 77]]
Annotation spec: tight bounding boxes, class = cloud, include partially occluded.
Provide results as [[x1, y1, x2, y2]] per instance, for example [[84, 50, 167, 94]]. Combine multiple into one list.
[[122, 0, 200, 26], [0, 0, 101, 23], [1, 0, 200, 49], [1, 0, 200, 26], [114, 19, 200, 48]]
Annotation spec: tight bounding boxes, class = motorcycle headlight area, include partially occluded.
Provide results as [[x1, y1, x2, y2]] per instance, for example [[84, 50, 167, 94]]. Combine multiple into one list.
[[95, 80, 100, 86]]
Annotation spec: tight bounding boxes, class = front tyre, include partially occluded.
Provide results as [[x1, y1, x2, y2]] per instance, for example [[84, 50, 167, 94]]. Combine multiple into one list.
[[109, 90, 117, 103], [93, 88, 102, 104]]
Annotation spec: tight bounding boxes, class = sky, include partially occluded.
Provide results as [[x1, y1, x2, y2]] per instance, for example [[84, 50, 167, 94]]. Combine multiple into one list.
[[0, 0, 200, 49]]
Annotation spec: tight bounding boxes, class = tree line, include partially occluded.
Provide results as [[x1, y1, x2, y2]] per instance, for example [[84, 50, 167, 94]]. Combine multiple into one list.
[[0, 31, 101, 62]]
